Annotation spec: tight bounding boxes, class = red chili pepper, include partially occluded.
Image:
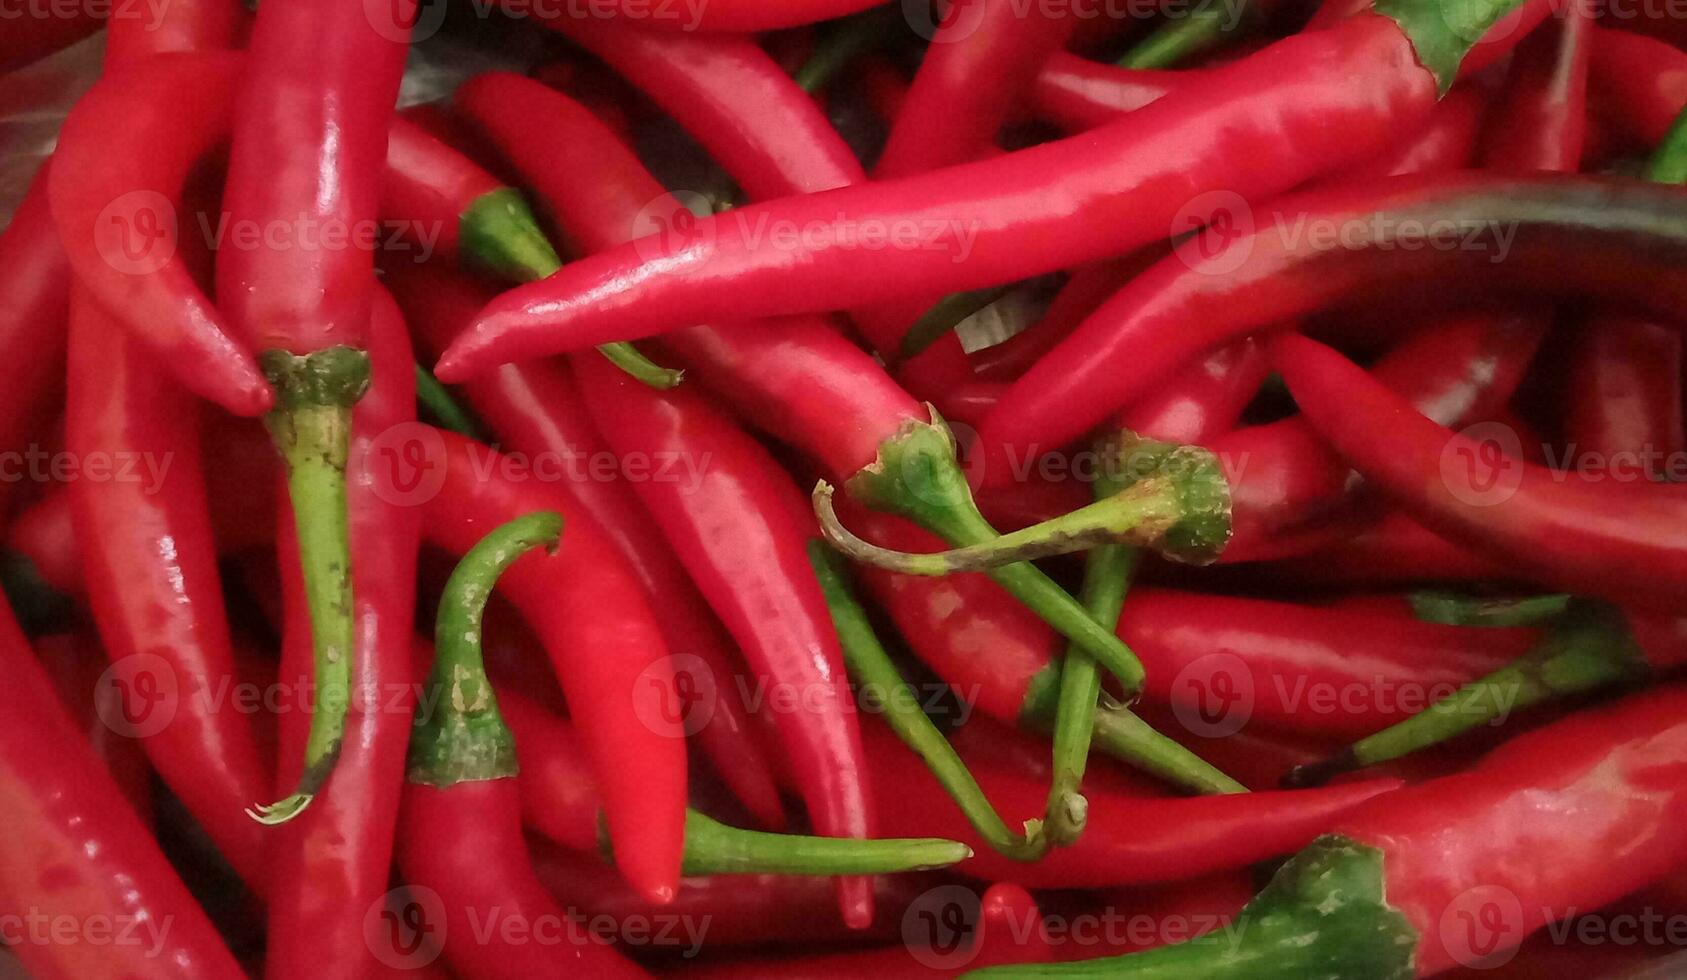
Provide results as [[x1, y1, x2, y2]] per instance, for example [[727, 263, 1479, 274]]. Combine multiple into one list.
[[0, 603, 244, 980], [265, 285, 421, 978], [1479, 3, 1592, 173], [981, 173, 1687, 467], [0, 169, 71, 523], [1276, 331, 1687, 607], [863, 722, 1400, 888], [34, 634, 153, 818], [0, 0, 103, 72], [1240, 510, 1513, 587], [569, 354, 877, 926], [1588, 27, 1687, 151], [387, 262, 785, 830], [1567, 317, 1686, 483], [1028, 53, 1183, 132], [415, 429, 687, 904], [441, 11, 1551, 374], [986, 686, 1687, 977], [395, 514, 651, 980], [1334, 84, 1487, 180], [455, 73, 1153, 711], [216, 0, 413, 824], [972, 253, 1163, 383]]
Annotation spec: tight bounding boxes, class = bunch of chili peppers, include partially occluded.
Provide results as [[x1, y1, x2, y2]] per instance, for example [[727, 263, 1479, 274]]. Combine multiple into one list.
[[5, 0, 1687, 974]]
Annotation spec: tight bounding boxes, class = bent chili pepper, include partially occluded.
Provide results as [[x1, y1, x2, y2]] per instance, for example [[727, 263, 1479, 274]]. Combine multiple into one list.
[[217, 0, 412, 823], [266, 286, 421, 978], [569, 351, 878, 926], [387, 262, 784, 829], [456, 73, 1151, 696], [498, 687, 969, 876], [970, 685, 1687, 978], [439, 8, 1548, 373], [418, 428, 687, 905], [1121, 589, 1536, 737], [1274, 332, 1687, 610], [983, 173, 1687, 462], [0, 603, 245, 980], [863, 722, 1400, 889], [396, 513, 650, 980], [1287, 601, 1687, 786]]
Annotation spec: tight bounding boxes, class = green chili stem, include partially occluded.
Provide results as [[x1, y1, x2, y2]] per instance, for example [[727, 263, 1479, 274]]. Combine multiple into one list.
[[809, 542, 1054, 861], [1285, 609, 1645, 788], [415, 363, 485, 440], [835, 413, 1150, 696], [408, 511, 563, 789], [247, 347, 369, 825], [1646, 102, 1687, 184], [963, 836, 1414, 978], [1087, 704, 1247, 795], [1407, 591, 1572, 628], [674, 810, 971, 876], [1116, 1, 1247, 69], [898, 285, 1015, 364]]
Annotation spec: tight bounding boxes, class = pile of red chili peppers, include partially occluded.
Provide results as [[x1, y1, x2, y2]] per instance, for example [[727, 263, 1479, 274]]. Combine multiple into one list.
[[5, 0, 1687, 974]]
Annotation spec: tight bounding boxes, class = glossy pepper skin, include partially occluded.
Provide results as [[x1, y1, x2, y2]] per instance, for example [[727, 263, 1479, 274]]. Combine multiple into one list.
[[441, 16, 1446, 374], [571, 354, 877, 927], [265, 287, 421, 979], [1028, 53, 1183, 132], [416, 429, 687, 904], [982, 173, 1687, 463], [456, 73, 1148, 690], [969, 687, 1687, 978], [1276, 332, 1687, 610], [387, 262, 784, 830], [396, 518, 651, 980], [862, 724, 1400, 889], [0, 603, 245, 980], [1118, 589, 1536, 737]]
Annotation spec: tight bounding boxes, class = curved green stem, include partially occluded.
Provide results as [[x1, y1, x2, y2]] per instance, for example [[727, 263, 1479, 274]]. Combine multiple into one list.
[[1116, 0, 1249, 69], [833, 412, 1151, 696], [1284, 605, 1645, 789], [415, 363, 485, 440], [792, 5, 905, 93], [817, 436, 1229, 574], [898, 284, 1015, 364], [963, 836, 1415, 979], [1408, 591, 1571, 628], [408, 511, 563, 789], [671, 810, 971, 876], [809, 542, 1056, 861], [462, 188, 682, 389], [1647, 102, 1687, 184], [1087, 704, 1247, 796], [248, 347, 369, 825]]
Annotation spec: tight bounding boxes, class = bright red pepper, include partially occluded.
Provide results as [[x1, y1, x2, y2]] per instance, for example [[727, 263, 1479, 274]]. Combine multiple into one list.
[[1479, 2, 1592, 173], [396, 516, 651, 980], [1238, 510, 1513, 587], [387, 262, 785, 830], [1117, 589, 1538, 737], [971, 254, 1158, 383], [265, 286, 420, 978], [862, 722, 1400, 888], [1567, 317, 1686, 483], [413, 428, 687, 904], [455, 72, 1151, 716], [0, 170, 71, 516], [1028, 53, 1184, 132], [994, 686, 1687, 977], [1275, 332, 1687, 610], [1588, 27, 1687, 151], [1334, 84, 1487, 179], [981, 173, 1687, 467], [217, 0, 412, 822], [440, 13, 1555, 375], [34, 633, 153, 818], [0, 603, 244, 980], [570, 354, 876, 927]]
